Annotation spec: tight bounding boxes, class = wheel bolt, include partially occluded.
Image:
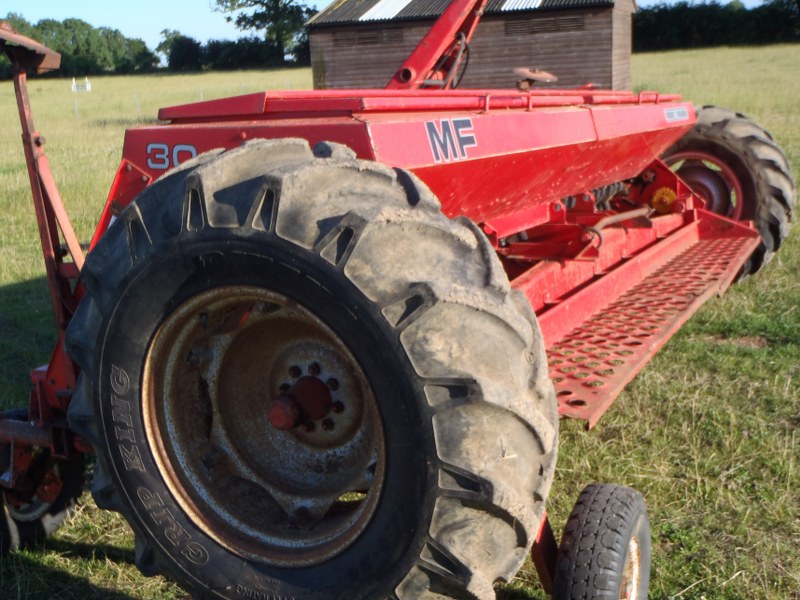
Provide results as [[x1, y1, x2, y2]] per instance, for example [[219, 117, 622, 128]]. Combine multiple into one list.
[[327, 378, 339, 391], [289, 365, 301, 378], [322, 418, 335, 431], [308, 363, 321, 376], [332, 401, 345, 414]]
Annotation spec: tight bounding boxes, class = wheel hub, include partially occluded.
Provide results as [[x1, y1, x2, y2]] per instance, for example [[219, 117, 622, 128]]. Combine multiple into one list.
[[142, 286, 385, 566], [268, 375, 334, 430], [666, 151, 744, 220]]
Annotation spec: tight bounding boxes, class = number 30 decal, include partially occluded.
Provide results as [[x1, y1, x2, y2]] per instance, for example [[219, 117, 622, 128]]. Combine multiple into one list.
[[146, 143, 198, 170]]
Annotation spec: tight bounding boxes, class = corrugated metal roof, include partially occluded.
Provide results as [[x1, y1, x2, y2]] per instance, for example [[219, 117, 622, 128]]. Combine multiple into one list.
[[361, 0, 415, 19], [307, 0, 382, 25], [500, 0, 544, 10], [395, 0, 452, 19], [309, 0, 615, 26]]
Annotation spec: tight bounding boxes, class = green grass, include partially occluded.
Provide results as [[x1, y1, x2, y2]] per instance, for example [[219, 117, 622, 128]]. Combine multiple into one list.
[[0, 46, 798, 599]]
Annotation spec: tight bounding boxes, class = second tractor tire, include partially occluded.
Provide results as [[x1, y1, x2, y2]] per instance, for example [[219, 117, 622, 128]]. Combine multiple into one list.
[[663, 105, 795, 276]]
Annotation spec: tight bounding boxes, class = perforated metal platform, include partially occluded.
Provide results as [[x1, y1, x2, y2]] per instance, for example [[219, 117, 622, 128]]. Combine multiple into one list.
[[547, 231, 760, 427]]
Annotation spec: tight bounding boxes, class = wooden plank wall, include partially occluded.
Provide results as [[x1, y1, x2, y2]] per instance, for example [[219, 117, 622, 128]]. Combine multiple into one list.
[[310, 7, 632, 90], [310, 24, 428, 89], [611, 0, 633, 89], [463, 11, 613, 89]]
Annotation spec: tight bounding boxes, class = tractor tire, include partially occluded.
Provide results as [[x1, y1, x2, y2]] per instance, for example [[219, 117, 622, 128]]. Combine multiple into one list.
[[0, 410, 85, 555], [663, 105, 795, 276], [65, 139, 558, 599], [552, 484, 650, 600]]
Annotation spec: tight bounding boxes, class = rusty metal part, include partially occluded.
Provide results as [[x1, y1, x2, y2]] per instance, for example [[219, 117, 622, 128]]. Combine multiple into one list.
[[581, 206, 653, 246], [0, 416, 56, 448], [142, 286, 385, 566], [650, 187, 678, 214], [268, 397, 301, 431], [514, 67, 559, 91], [620, 535, 641, 599], [269, 376, 334, 430], [0, 21, 61, 73]]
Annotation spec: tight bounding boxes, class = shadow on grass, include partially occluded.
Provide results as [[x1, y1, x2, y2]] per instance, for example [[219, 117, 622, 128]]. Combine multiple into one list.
[[44, 537, 136, 566], [1, 276, 138, 596], [0, 276, 56, 410], [0, 543, 137, 599]]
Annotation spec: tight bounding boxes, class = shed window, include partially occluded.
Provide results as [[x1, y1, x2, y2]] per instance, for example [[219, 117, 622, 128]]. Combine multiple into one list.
[[333, 28, 405, 46], [505, 15, 585, 35]]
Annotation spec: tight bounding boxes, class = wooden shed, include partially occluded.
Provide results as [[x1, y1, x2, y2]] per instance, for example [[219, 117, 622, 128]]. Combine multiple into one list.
[[307, 0, 635, 90]]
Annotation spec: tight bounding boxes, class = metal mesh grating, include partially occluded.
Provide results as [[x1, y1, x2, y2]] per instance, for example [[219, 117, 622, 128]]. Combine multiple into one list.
[[549, 235, 755, 427]]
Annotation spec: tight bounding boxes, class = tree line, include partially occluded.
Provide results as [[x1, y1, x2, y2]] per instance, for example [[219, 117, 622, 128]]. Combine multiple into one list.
[[1, 0, 313, 78], [633, 0, 800, 51], [0, 13, 158, 77], [156, 29, 310, 72]]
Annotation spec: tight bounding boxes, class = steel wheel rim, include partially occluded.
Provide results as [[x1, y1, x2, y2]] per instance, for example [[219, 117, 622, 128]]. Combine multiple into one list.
[[142, 285, 385, 566], [666, 150, 745, 220], [620, 535, 641, 599]]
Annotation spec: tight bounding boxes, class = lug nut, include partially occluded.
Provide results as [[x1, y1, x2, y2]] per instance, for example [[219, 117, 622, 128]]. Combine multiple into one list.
[[289, 365, 301, 378], [332, 401, 345, 414], [327, 378, 339, 391], [308, 363, 321, 376], [322, 419, 335, 431]]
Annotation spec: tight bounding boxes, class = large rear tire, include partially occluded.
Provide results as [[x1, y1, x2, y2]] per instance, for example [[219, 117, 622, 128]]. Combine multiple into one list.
[[66, 139, 558, 599], [663, 105, 795, 276]]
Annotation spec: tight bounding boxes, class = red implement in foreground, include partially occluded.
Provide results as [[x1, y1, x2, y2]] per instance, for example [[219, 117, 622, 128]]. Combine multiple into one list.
[[0, 2, 794, 598]]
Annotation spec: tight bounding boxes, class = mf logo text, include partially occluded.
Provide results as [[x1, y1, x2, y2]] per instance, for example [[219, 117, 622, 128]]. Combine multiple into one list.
[[425, 118, 478, 163]]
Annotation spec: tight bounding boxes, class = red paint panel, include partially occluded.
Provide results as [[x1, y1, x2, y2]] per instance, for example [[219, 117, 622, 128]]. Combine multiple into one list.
[[119, 119, 376, 182], [367, 102, 694, 224], [159, 92, 269, 121]]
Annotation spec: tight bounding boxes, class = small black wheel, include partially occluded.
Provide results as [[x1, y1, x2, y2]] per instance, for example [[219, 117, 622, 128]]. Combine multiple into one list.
[[663, 105, 795, 276], [553, 483, 650, 600], [0, 410, 85, 555], [66, 139, 558, 599]]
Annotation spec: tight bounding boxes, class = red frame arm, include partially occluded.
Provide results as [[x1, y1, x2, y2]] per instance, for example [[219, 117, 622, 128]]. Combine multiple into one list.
[[386, 0, 488, 89]]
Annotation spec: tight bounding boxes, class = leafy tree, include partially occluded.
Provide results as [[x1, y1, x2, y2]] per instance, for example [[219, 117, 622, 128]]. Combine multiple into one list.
[[1, 13, 159, 77], [168, 35, 203, 71], [213, 0, 315, 64], [157, 29, 183, 59], [633, 0, 800, 51]]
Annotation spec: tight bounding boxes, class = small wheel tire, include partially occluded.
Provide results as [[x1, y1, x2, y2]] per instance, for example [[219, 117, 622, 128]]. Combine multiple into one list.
[[66, 139, 558, 599], [0, 410, 85, 555], [663, 105, 795, 276], [552, 484, 650, 600]]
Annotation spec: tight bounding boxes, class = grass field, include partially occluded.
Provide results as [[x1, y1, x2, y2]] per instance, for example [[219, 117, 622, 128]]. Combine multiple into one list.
[[0, 44, 798, 599]]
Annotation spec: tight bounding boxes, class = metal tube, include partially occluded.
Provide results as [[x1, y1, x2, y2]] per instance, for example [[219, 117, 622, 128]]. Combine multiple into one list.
[[0, 417, 53, 448]]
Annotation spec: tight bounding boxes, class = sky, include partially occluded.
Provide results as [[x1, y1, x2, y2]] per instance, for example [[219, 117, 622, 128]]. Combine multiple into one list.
[[3, 1, 314, 51], [5, 0, 762, 52]]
